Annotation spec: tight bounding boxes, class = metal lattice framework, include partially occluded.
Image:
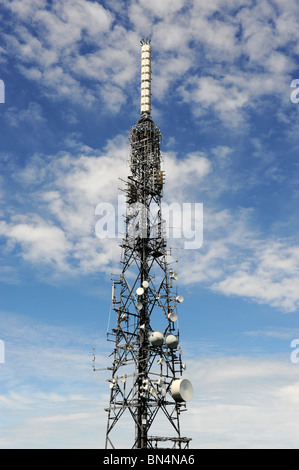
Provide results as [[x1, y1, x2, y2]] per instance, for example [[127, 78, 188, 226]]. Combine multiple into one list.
[[103, 40, 192, 450]]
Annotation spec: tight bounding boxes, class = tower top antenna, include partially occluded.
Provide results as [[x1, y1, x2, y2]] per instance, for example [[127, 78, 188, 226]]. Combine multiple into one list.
[[140, 38, 151, 115], [140, 38, 151, 45]]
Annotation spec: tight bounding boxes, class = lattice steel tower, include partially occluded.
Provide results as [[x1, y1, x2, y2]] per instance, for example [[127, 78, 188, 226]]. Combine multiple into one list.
[[104, 39, 193, 449]]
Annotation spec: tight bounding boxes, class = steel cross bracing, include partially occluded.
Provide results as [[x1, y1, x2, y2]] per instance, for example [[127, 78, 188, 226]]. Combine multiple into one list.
[[104, 114, 191, 449]]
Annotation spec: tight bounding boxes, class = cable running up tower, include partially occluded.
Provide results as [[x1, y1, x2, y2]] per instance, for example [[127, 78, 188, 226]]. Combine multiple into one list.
[[104, 39, 193, 449]]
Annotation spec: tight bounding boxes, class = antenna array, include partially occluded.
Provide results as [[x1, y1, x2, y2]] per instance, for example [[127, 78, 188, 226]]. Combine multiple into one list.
[[103, 40, 193, 449]]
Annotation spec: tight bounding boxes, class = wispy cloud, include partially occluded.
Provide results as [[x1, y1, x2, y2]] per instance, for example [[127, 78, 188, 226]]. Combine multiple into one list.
[[0, 310, 109, 448], [4, 102, 45, 128], [180, 215, 299, 312], [0, 125, 298, 312], [0, 135, 211, 277], [1, 311, 299, 448], [210, 240, 299, 312], [244, 327, 299, 340], [0, 214, 71, 271], [1, 0, 299, 450], [181, 354, 299, 448], [2, 0, 298, 120]]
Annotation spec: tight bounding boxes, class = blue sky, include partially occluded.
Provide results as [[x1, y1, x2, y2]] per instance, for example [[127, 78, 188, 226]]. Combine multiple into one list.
[[0, 0, 299, 449]]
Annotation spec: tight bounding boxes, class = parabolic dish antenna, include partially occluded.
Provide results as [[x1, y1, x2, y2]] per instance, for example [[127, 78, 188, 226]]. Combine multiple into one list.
[[171, 379, 193, 402], [168, 311, 178, 322], [165, 334, 179, 349]]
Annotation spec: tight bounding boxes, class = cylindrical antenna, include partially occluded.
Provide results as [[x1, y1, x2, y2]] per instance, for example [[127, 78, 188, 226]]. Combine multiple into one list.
[[140, 38, 151, 115]]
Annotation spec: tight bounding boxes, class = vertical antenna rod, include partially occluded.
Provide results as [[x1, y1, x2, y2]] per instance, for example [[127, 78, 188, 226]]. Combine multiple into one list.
[[140, 38, 151, 115]]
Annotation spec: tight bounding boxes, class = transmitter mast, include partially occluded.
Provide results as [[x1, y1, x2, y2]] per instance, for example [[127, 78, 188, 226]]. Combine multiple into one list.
[[104, 39, 193, 449]]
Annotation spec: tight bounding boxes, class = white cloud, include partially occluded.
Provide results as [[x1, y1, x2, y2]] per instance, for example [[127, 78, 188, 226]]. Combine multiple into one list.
[[0, 214, 71, 271], [266, 51, 294, 74], [3, 0, 46, 16], [163, 150, 211, 200], [2, 311, 299, 448], [212, 240, 299, 312], [245, 328, 299, 340], [152, 51, 192, 100], [1, 131, 298, 313], [3, 0, 123, 106], [180, 355, 299, 448], [0, 135, 130, 276], [0, 310, 108, 448], [2, 0, 298, 119], [175, 201, 299, 313], [4, 102, 45, 127], [0, 136, 208, 278], [139, 0, 185, 18], [1, 1, 298, 312], [179, 75, 250, 126]]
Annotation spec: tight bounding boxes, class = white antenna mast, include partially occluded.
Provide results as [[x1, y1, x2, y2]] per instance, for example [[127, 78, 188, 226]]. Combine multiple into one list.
[[140, 38, 151, 115]]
